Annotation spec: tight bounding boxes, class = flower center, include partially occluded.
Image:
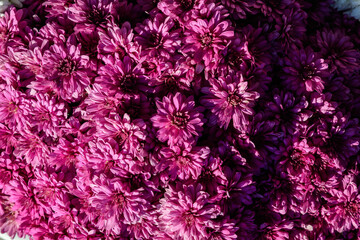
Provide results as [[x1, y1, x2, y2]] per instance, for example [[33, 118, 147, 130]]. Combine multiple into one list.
[[183, 212, 196, 226], [119, 75, 137, 93], [227, 94, 242, 106], [88, 8, 106, 25], [301, 65, 315, 80], [201, 33, 213, 47], [345, 202, 359, 217], [149, 32, 162, 47], [172, 112, 189, 128], [177, 156, 190, 167], [58, 57, 77, 76], [8, 101, 19, 113], [177, 0, 195, 10], [113, 193, 126, 209]]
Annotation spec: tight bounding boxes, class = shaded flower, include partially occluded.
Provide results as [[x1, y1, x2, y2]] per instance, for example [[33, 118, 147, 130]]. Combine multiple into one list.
[[135, 13, 181, 60], [282, 47, 329, 94], [315, 29, 360, 74], [201, 73, 259, 131]]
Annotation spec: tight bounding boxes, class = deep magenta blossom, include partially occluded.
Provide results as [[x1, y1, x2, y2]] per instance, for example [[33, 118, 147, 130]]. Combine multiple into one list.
[[135, 13, 181, 60], [322, 179, 360, 233], [183, 11, 234, 70], [201, 73, 259, 131], [157, 142, 210, 181], [30, 42, 92, 101], [151, 92, 205, 146], [159, 183, 220, 240]]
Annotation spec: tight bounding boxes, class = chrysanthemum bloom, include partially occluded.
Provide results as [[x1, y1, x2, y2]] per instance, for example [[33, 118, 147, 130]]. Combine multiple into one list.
[[198, 156, 227, 200], [157, 142, 210, 181], [98, 21, 140, 61], [13, 130, 50, 167], [238, 25, 272, 71], [135, 13, 181, 61], [4, 176, 46, 221], [273, 8, 307, 50], [126, 210, 160, 240], [89, 175, 146, 235], [30, 42, 92, 101], [183, 11, 234, 71], [220, 35, 252, 73], [29, 93, 67, 138], [48, 138, 87, 169], [0, 7, 24, 54], [95, 56, 147, 99], [83, 84, 122, 120], [96, 113, 147, 158], [0, 85, 29, 129], [151, 92, 205, 146], [68, 0, 113, 33], [158, 183, 220, 240], [282, 47, 329, 94], [278, 138, 315, 183], [322, 179, 360, 233], [201, 73, 259, 131], [263, 90, 313, 135], [315, 29, 360, 74], [29, 170, 68, 214]]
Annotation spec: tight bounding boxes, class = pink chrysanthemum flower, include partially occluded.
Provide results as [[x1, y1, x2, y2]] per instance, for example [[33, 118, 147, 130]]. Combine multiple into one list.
[[316, 29, 360, 74], [30, 42, 92, 101], [0, 85, 29, 129], [158, 0, 201, 22], [151, 92, 205, 146], [201, 73, 259, 131], [13, 130, 50, 167], [95, 56, 147, 99], [68, 0, 113, 33], [98, 21, 140, 61], [135, 13, 181, 60], [4, 176, 45, 221], [49, 138, 87, 169], [159, 183, 220, 240], [282, 47, 329, 94], [157, 142, 210, 181], [29, 170, 67, 214], [322, 179, 360, 233], [29, 93, 67, 138], [96, 113, 147, 158], [89, 175, 146, 235], [183, 11, 234, 70]]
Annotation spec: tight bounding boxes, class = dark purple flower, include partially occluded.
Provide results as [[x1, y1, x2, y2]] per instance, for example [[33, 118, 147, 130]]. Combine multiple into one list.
[[282, 47, 329, 94], [315, 29, 360, 74]]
